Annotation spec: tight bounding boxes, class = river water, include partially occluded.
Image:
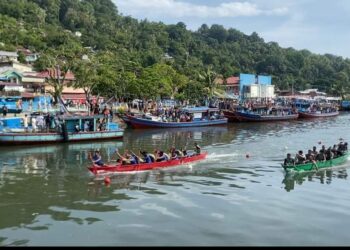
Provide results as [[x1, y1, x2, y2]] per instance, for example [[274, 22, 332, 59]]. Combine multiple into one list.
[[1, 114, 350, 246]]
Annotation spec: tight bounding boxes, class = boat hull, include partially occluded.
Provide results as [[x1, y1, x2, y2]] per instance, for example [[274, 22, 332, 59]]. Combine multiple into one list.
[[298, 111, 339, 118], [233, 111, 299, 122], [283, 152, 349, 172], [126, 115, 228, 128], [0, 130, 124, 145], [222, 110, 240, 122], [88, 152, 208, 175]]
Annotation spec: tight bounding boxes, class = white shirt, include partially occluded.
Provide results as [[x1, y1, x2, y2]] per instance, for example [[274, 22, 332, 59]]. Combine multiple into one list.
[[24, 116, 28, 128]]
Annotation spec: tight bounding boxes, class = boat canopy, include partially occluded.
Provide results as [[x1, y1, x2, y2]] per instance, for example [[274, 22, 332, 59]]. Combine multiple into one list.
[[182, 106, 220, 113]]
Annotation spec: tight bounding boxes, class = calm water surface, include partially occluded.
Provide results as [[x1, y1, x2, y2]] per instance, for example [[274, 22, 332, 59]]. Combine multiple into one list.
[[1, 114, 350, 246]]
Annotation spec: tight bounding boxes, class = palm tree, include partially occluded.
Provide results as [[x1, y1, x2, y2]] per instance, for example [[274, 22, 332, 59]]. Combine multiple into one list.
[[198, 66, 218, 99]]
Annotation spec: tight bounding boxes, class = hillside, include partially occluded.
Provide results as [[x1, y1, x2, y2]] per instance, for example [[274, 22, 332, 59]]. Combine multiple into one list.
[[1, 0, 350, 99]]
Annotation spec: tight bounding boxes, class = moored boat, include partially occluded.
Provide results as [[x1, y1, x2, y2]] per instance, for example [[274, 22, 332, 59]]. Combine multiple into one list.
[[233, 111, 299, 122], [298, 110, 339, 118], [282, 151, 349, 173], [88, 152, 208, 175], [0, 114, 123, 145], [222, 110, 240, 122], [124, 107, 228, 129]]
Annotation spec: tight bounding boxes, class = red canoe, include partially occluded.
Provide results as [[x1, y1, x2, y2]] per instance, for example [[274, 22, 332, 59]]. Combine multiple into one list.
[[88, 152, 208, 175]]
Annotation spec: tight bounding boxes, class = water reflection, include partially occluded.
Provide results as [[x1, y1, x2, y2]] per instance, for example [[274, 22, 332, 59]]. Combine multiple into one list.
[[282, 167, 348, 192], [0, 141, 123, 176], [122, 126, 233, 151]]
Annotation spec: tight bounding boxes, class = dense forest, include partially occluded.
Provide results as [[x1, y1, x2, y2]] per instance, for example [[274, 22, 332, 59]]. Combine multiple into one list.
[[1, 0, 350, 101]]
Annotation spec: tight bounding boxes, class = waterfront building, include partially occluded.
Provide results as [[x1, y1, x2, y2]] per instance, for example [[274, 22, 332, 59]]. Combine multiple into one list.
[[218, 73, 274, 100]]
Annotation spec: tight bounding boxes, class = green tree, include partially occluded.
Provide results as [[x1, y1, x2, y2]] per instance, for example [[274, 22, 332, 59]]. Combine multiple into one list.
[[34, 46, 82, 104]]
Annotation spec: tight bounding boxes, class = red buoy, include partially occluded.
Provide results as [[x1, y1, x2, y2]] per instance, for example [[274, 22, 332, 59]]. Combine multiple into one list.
[[104, 176, 111, 185]]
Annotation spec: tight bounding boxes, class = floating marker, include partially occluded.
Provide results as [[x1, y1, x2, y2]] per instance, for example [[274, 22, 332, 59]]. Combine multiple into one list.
[[246, 154, 250, 158], [104, 176, 111, 185]]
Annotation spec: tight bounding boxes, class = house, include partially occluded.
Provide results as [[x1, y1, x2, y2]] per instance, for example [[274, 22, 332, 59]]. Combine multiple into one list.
[[0, 51, 18, 63], [299, 89, 326, 98], [0, 69, 22, 84], [17, 48, 40, 64], [0, 61, 33, 72], [225, 76, 240, 96], [37, 69, 87, 104]]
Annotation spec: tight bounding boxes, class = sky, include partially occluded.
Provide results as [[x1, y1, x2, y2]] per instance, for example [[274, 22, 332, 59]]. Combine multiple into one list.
[[113, 0, 350, 59]]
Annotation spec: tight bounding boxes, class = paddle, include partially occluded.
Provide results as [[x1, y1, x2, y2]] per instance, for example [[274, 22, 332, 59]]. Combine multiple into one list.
[[130, 150, 144, 163], [312, 160, 319, 171]]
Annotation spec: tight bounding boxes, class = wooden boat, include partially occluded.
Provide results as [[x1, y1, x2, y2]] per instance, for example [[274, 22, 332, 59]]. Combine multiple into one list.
[[282, 152, 349, 172], [233, 110, 299, 122], [0, 114, 123, 145], [222, 110, 240, 122], [298, 110, 339, 118], [123, 107, 228, 129], [88, 152, 208, 175]]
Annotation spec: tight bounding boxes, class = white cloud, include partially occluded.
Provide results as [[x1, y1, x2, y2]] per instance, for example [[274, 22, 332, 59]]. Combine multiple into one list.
[[114, 0, 288, 18]]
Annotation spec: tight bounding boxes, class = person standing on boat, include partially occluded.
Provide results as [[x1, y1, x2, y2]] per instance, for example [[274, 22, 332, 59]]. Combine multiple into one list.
[[23, 114, 29, 132], [2, 105, 8, 117], [284, 153, 295, 166], [31, 116, 37, 132]]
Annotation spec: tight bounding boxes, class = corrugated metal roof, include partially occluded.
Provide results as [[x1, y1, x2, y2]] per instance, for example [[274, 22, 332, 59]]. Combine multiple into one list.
[[0, 51, 18, 57]]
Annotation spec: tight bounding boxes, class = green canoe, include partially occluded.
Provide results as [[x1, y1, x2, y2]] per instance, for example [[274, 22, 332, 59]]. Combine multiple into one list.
[[282, 151, 349, 172]]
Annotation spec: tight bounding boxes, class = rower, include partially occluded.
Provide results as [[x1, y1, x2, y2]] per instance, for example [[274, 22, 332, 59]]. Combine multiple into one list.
[[182, 147, 188, 157], [305, 150, 315, 163], [169, 147, 178, 160], [325, 147, 334, 160], [90, 150, 105, 167], [174, 148, 184, 158], [141, 151, 153, 163], [311, 146, 318, 157], [115, 149, 136, 165], [194, 142, 201, 155], [284, 153, 295, 166], [156, 151, 169, 162], [295, 150, 306, 164]]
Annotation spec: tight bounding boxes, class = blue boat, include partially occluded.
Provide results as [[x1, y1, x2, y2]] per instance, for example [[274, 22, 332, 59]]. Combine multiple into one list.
[[225, 105, 299, 122], [340, 100, 350, 111], [0, 114, 123, 145], [124, 106, 228, 129]]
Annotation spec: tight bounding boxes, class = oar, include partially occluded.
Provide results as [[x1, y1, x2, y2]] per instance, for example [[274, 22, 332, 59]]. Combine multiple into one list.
[[131, 150, 144, 163]]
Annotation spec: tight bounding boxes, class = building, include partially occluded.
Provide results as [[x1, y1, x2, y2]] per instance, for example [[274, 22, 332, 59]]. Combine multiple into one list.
[[224, 76, 240, 96], [0, 51, 18, 63], [240, 73, 274, 99], [17, 48, 40, 64], [0, 61, 33, 72]]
